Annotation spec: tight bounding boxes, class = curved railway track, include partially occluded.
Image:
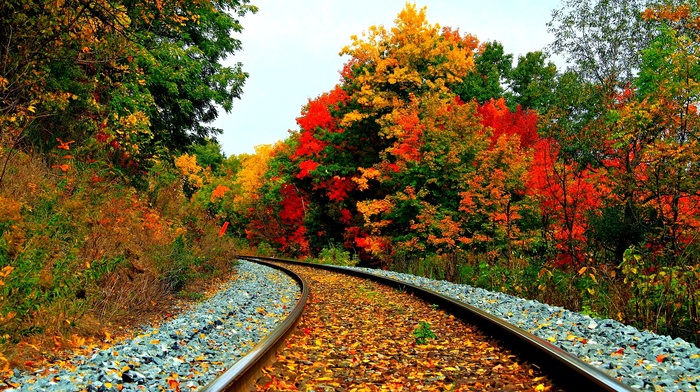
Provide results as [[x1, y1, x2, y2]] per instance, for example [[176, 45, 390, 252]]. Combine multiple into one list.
[[203, 255, 634, 392], [200, 258, 309, 392]]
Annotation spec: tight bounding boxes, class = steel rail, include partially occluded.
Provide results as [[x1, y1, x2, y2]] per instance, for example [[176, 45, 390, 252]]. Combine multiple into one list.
[[200, 259, 309, 392], [237, 255, 634, 392]]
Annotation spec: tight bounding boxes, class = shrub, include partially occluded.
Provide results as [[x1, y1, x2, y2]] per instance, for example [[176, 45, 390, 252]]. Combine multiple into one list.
[[620, 247, 700, 342], [314, 245, 358, 266]]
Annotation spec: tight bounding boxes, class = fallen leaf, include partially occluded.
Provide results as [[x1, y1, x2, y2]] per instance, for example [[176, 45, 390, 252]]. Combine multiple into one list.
[[611, 348, 624, 356]]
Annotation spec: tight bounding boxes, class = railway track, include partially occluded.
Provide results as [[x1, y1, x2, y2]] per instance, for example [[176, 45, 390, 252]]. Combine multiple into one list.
[[199, 258, 309, 392], [203, 256, 634, 392]]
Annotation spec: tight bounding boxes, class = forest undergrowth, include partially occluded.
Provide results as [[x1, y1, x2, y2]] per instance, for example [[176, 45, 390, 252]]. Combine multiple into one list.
[[0, 150, 243, 375]]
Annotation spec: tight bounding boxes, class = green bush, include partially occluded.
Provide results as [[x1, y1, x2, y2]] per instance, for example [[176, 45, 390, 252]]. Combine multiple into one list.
[[256, 241, 275, 257], [314, 245, 358, 266], [413, 321, 436, 344], [155, 235, 200, 292]]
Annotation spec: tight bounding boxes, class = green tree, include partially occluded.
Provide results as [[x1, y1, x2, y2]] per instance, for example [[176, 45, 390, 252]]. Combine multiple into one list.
[[0, 0, 256, 186], [192, 140, 226, 173], [548, 0, 655, 88], [134, 0, 256, 151], [545, 0, 657, 167], [452, 41, 513, 104], [509, 51, 558, 113]]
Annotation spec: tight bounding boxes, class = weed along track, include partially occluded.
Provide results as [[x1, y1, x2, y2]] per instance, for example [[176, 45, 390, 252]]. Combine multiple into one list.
[[254, 261, 563, 391]]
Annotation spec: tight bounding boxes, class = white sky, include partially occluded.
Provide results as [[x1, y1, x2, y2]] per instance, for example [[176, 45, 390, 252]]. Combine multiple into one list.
[[214, 0, 564, 157]]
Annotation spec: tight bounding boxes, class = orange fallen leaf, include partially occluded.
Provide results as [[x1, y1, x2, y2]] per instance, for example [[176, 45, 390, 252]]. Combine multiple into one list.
[[167, 378, 180, 391]]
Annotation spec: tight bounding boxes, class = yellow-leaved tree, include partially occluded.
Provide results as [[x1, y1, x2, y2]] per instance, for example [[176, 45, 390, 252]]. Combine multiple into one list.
[[232, 144, 278, 215], [335, 4, 488, 263]]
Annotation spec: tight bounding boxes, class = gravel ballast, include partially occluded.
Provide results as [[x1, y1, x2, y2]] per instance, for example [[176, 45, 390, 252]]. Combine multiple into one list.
[[342, 266, 700, 391], [5, 261, 300, 391]]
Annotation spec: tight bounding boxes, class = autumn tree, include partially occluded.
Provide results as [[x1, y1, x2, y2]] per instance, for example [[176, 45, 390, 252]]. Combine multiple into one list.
[[269, 5, 480, 258], [245, 140, 311, 256], [531, 0, 700, 267], [355, 95, 491, 261], [527, 138, 607, 266], [541, 0, 661, 263], [0, 0, 256, 187], [287, 85, 359, 254], [322, 5, 480, 262], [231, 4, 545, 269], [606, 2, 700, 264]]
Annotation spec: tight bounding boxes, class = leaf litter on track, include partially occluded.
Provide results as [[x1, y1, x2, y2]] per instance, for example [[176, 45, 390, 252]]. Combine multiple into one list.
[[256, 264, 565, 391]]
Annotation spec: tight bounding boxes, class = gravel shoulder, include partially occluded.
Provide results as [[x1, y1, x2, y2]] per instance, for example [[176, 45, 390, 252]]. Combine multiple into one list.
[[5, 261, 300, 391]]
